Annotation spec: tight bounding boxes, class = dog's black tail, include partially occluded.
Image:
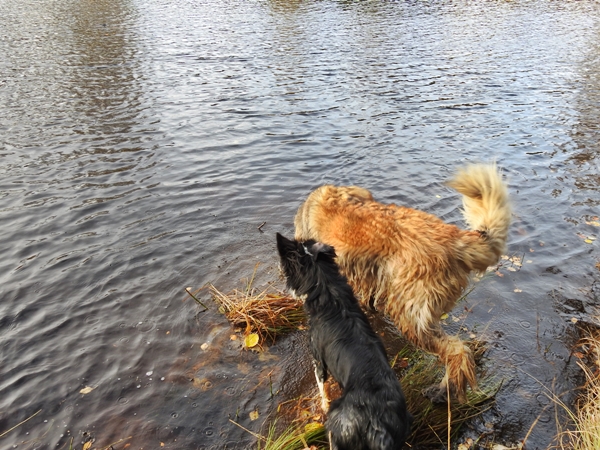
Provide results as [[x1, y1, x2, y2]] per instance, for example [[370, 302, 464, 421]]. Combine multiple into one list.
[[327, 394, 409, 450]]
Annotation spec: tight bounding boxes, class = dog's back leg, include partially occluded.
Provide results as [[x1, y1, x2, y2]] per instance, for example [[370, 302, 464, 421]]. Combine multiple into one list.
[[400, 314, 476, 403], [314, 360, 330, 412]]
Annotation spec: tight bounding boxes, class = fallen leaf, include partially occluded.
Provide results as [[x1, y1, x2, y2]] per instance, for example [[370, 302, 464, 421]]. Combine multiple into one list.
[[469, 333, 476, 339], [397, 358, 409, 369], [507, 267, 516, 272], [244, 333, 259, 348], [514, 288, 522, 293], [571, 317, 578, 323], [526, 260, 533, 263], [230, 334, 238, 341], [160, 443, 165, 447], [79, 386, 96, 394], [83, 441, 93, 450], [585, 239, 593, 244], [440, 313, 449, 320], [573, 351, 585, 359], [200, 342, 209, 350], [586, 221, 600, 227], [192, 377, 213, 391], [249, 409, 259, 421], [166, 331, 170, 335]]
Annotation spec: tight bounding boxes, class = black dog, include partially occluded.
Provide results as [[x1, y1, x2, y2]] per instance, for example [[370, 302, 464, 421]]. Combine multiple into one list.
[[276, 233, 412, 450]]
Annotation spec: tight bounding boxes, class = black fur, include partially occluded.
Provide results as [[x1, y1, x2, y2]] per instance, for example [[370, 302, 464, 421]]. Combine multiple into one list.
[[276, 233, 413, 450]]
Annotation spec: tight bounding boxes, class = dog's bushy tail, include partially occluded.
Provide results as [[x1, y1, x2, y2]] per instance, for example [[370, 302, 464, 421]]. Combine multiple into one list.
[[447, 163, 511, 272]]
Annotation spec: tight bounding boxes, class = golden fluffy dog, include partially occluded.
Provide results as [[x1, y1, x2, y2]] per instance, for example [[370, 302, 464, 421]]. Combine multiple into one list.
[[294, 164, 511, 403]]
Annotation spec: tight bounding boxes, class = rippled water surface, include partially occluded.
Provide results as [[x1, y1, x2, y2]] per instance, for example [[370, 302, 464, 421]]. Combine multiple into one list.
[[1, 0, 600, 449]]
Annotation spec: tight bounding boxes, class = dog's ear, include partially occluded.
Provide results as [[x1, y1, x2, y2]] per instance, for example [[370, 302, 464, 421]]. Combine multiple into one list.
[[276, 232, 297, 256], [308, 241, 336, 261]]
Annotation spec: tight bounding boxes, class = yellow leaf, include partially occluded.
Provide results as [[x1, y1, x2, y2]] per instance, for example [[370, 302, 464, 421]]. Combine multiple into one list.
[[586, 221, 600, 227], [440, 313, 449, 320], [230, 334, 238, 341], [249, 409, 259, 421], [200, 342, 209, 350], [585, 239, 593, 244], [83, 442, 93, 450], [160, 443, 165, 447], [79, 386, 95, 394], [244, 333, 259, 348], [571, 317, 578, 323]]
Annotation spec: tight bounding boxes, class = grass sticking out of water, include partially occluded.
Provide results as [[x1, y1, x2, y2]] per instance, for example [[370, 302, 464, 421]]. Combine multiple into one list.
[[208, 264, 305, 345], [256, 422, 328, 450], [552, 327, 600, 450]]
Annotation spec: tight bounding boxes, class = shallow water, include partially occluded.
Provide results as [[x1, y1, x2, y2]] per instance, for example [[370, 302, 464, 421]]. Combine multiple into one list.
[[1, 0, 599, 449]]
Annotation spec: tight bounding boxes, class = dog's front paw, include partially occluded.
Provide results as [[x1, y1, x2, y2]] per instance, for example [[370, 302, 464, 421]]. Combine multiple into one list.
[[422, 385, 448, 404]]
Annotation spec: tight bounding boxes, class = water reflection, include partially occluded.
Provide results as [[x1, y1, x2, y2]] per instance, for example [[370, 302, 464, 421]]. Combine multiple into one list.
[[569, 33, 600, 205]]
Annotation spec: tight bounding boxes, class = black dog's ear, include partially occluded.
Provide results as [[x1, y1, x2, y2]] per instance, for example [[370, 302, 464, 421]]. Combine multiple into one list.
[[307, 241, 336, 261], [276, 232, 297, 256]]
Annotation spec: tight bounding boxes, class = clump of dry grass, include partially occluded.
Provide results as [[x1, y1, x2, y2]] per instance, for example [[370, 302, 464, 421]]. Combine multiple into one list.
[[231, 418, 327, 450], [553, 327, 600, 450], [208, 265, 304, 344]]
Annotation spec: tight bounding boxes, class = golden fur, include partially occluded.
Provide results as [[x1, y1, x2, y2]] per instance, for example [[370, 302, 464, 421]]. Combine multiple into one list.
[[294, 164, 511, 403]]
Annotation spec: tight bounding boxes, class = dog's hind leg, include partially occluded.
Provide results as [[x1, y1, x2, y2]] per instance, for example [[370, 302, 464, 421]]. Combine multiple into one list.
[[400, 315, 476, 403], [314, 361, 330, 412], [422, 332, 476, 403]]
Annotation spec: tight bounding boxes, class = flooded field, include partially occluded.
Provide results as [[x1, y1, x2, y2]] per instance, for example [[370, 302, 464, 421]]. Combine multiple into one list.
[[1, 0, 599, 449]]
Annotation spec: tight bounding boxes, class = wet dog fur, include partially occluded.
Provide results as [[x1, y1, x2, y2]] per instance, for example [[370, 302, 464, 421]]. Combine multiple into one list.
[[293, 164, 511, 403], [276, 233, 412, 450]]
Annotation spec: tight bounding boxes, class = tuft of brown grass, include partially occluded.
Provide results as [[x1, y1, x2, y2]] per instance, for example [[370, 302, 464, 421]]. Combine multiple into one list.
[[553, 327, 600, 450], [208, 265, 304, 344], [230, 418, 327, 450]]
